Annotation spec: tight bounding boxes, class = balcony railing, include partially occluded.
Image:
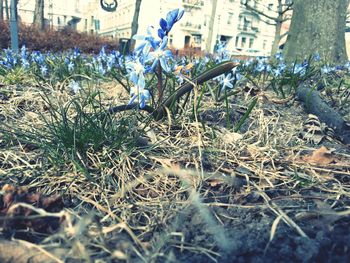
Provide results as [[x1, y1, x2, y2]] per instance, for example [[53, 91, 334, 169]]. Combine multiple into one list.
[[237, 26, 259, 34], [181, 21, 202, 31], [182, 0, 204, 8]]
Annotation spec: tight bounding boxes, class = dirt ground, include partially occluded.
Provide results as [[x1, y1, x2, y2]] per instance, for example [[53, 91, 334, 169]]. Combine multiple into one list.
[[0, 81, 349, 262]]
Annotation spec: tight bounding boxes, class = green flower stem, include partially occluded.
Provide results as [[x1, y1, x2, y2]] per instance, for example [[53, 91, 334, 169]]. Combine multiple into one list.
[[157, 61, 163, 104], [234, 97, 258, 132], [108, 61, 237, 120]]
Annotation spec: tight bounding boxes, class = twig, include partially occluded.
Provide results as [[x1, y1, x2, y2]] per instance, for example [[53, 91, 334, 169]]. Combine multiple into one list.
[[251, 182, 309, 238]]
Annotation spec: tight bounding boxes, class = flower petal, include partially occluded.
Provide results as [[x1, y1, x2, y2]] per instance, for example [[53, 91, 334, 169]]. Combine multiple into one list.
[[159, 18, 168, 31]]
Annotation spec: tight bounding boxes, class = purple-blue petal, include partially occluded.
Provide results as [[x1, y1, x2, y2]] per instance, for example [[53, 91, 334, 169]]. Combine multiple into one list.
[[150, 38, 160, 50], [130, 72, 138, 85], [159, 18, 168, 31], [166, 9, 178, 25], [151, 59, 158, 71], [158, 29, 165, 40], [164, 50, 173, 57], [128, 94, 137, 105], [160, 36, 168, 49], [139, 98, 146, 109], [160, 57, 169, 72], [138, 74, 145, 89], [177, 9, 185, 21]]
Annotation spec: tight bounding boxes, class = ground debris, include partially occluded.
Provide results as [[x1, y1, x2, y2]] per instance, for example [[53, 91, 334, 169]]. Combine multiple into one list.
[[0, 184, 65, 242]]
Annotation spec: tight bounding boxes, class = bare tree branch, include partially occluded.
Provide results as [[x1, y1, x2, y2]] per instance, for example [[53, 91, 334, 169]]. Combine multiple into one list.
[[279, 31, 289, 39], [244, 3, 281, 22]]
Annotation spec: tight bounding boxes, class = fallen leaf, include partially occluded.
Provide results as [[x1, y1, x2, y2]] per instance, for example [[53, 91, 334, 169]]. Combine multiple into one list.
[[0, 239, 58, 263], [221, 131, 243, 144], [207, 178, 224, 187], [302, 146, 334, 165]]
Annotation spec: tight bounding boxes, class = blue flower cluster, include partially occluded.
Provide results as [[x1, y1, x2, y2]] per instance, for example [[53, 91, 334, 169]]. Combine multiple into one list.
[[0, 45, 124, 82], [126, 8, 184, 108]]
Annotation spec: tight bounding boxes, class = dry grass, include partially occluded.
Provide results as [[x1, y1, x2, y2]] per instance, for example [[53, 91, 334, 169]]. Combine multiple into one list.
[[0, 80, 349, 262]]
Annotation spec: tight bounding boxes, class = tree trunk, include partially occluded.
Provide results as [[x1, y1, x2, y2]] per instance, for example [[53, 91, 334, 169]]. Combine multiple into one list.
[[284, 0, 348, 63], [14, 0, 18, 20], [206, 0, 218, 52], [5, 0, 9, 20], [271, 18, 282, 56], [270, 0, 284, 56], [0, 0, 3, 21], [33, 0, 45, 30], [130, 0, 142, 51], [10, 0, 19, 52]]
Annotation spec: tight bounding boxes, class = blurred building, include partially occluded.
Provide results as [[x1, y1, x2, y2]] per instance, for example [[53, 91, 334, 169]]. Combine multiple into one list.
[[2, 0, 281, 55], [96, 0, 278, 56], [13, 0, 82, 30], [2, 0, 101, 33]]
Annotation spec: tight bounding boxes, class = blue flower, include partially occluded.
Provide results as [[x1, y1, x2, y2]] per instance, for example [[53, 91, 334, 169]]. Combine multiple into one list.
[[146, 36, 173, 72], [344, 61, 350, 71], [2, 49, 17, 69], [72, 47, 81, 59], [243, 59, 253, 67], [69, 80, 81, 93], [274, 52, 283, 61], [232, 67, 243, 81], [97, 63, 106, 75], [255, 60, 270, 73], [158, 8, 184, 38], [220, 73, 235, 90], [98, 46, 107, 60], [133, 26, 160, 55], [31, 51, 45, 64], [40, 64, 48, 75], [215, 41, 227, 54], [67, 61, 74, 72], [128, 86, 151, 109], [320, 65, 335, 74], [293, 63, 306, 75], [273, 62, 286, 76], [313, 53, 320, 62], [22, 59, 30, 69], [176, 74, 184, 85], [126, 59, 146, 89], [20, 45, 30, 69]]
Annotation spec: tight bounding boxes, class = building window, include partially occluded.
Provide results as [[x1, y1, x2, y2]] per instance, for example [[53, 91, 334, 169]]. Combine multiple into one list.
[[268, 3, 273, 10], [57, 17, 61, 25], [249, 38, 254, 48], [241, 37, 246, 48], [95, 20, 100, 31], [84, 19, 87, 30], [243, 17, 251, 31], [184, 35, 191, 47], [263, 40, 267, 50], [235, 36, 239, 47], [228, 12, 233, 25], [192, 34, 201, 45]]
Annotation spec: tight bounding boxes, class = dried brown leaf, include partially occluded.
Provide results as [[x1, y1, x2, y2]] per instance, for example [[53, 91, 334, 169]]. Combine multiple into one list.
[[302, 146, 335, 165]]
